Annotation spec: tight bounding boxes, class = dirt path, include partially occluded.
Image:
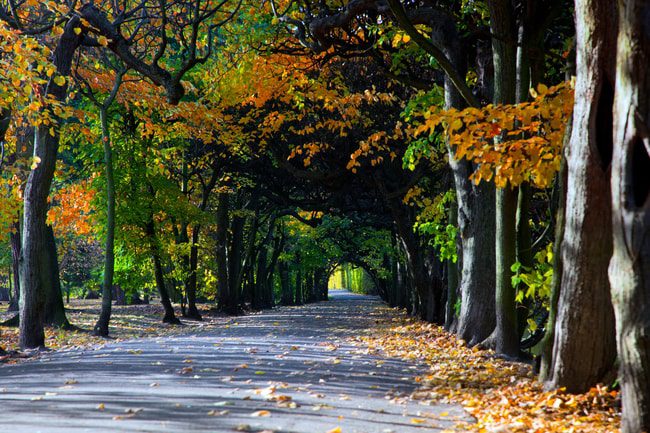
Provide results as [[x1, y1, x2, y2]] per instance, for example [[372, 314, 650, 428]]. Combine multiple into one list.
[[0, 290, 469, 432]]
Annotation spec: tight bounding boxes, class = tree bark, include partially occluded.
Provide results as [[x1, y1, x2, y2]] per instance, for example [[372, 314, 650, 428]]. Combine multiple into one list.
[[480, 0, 520, 358], [19, 19, 82, 349], [42, 225, 70, 328], [430, 16, 497, 341], [546, 0, 617, 392], [8, 225, 20, 312], [94, 107, 116, 337], [609, 0, 650, 430]]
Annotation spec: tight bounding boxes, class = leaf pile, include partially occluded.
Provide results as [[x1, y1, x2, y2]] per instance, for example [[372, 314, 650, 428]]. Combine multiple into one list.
[[358, 308, 620, 433]]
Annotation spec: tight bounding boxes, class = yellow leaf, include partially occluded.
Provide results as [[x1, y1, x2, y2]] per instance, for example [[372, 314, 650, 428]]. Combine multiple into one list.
[[97, 35, 109, 47], [31, 156, 41, 170], [53, 76, 66, 86], [326, 428, 342, 433], [250, 410, 271, 417], [537, 83, 549, 95], [73, 27, 82, 35], [402, 34, 411, 43], [449, 118, 463, 132]]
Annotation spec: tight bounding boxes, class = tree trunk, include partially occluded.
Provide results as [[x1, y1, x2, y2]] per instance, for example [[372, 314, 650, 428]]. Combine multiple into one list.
[[42, 225, 70, 328], [489, 187, 520, 357], [146, 219, 180, 324], [453, 166, 497, 345], [280, 261, 292, 305], [515, 184, 534, 340], [8, 225, 20, 312], [94, 107, 115, 337], [215, 193, 234, 313], [546, 0, 617, 392], [539, 125, 569, 381], [184, 169, 218, 320], [445, 201, 459, 331], [19, 20, 82, 349], [184, 225, 202, 320], [480, 0, 520, 358], [391, 200, 443, 323], [228, 204, 245, 312], [609, 1, 650, 430], [295, 265, 303, 305], [431, 13, 497, 344]]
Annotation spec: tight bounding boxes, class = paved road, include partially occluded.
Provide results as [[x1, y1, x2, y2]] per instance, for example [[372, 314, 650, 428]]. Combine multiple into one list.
[[0, 290, 469, 432]]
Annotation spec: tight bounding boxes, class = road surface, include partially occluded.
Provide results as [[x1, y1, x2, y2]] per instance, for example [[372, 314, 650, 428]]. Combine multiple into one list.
[[0, 290, 469, 432]]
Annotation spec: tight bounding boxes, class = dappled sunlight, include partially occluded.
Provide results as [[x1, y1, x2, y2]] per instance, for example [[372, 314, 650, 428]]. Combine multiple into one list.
[[0, 292, 469, 432]]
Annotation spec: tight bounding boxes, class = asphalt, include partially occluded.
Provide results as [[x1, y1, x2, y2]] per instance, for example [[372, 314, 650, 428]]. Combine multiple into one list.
[[0, 290, 470, 433]]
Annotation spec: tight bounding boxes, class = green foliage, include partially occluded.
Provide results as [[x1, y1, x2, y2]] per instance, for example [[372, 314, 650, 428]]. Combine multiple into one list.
[[408, 189, 458, 263], [511, 242, 554, 331]]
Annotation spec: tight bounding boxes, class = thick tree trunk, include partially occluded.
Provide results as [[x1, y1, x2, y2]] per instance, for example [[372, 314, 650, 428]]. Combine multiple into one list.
[[431, 6, 497, 344], [19, 20, 82, 349], [453, 166, 497, 345], [546, 0, 617, 392], [609, 1, 650, 431], [263, 229, 283, 308], [42, 225, 70, 328], [94, 107, 115, 337]]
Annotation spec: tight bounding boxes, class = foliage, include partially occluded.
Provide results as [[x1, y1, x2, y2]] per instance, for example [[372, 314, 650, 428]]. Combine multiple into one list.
[[411, 82, 574, 188], [512, 243, 554, 332], [404, 188, 458, 263]]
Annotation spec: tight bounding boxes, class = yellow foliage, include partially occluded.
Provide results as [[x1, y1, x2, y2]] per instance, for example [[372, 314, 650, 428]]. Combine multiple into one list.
[[413, 82, 574, 188]]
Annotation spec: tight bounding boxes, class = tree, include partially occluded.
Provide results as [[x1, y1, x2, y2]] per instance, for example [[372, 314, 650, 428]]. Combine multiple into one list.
[[0, 0, 241, 348], [609, 0, 650, 430], [542, 0, 617, 392]]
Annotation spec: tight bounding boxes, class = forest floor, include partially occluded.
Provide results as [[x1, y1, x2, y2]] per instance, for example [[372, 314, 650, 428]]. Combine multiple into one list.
[[0, 291, 620, 433], [0, 298, 224, 353]]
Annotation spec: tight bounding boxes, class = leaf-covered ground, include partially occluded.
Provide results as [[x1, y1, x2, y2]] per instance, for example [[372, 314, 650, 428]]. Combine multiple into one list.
[[0, 300, 224, 359], [359, 307, 620, 433]]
